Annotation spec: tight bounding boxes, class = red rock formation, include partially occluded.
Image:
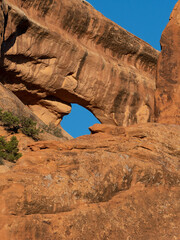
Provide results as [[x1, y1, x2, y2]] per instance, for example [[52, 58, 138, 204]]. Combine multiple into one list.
[[0, 123, 179, 239], [0, 82, 45, 123], [155, 1, 180, 124], [0, 83, 72, 140], [0, 1, 179, 239], [0, 0, 159, 126]]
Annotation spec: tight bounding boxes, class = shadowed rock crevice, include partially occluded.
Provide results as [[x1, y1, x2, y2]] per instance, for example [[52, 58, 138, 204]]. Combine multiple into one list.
[[75, 51, 88, 80], [5, 54, 38, 64], [1, 16, 30, 61]]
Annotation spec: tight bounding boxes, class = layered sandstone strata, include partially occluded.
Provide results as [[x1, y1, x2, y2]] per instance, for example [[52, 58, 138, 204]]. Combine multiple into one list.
[[155, 1, 180, 124], [0, 0, 159, 126]]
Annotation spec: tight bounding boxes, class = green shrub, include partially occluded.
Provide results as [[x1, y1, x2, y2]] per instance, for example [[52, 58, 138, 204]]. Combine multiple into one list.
[[0, 157, 3, 165], [1, 111, 20, 132], [0, 136, 22, 163], [0, 109, 41, 140], [44, 123, 63, 138], [0, 108, 64, 141], [21, 117, 41, 140]]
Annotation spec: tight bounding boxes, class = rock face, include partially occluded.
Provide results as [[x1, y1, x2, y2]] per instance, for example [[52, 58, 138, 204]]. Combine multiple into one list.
[[0, 123, 179, 239], [0, 82, 45, 124], [0, 0, 179, 239], [0, 83, 72, 140], [0, 0, 159, 126], [155, 1, 180, 124]]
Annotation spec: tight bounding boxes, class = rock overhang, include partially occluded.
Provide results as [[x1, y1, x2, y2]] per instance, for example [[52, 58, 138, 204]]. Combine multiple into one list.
[[0, 0, 159, 126]]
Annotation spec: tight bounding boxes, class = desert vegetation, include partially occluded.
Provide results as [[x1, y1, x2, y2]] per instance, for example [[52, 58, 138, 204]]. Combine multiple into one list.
[[0, 108, 41, 140], [43, 123, 63, 138], [0, 108, 63, 140], [0, 136, 22, 163]]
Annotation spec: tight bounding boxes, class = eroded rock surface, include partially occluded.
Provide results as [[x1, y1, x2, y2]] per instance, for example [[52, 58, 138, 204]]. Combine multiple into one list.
[[155, 1, 180, 124], [0, 1, 179, 239], [0, 82, 44, 124], [0, 0, 159, 126], [0, 123, 179, 239], [0, 83, 72, 140]]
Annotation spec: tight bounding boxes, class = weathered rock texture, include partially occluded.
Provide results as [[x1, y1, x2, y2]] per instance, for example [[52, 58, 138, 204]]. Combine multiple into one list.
[[0, 1, 179, 239], [0, 82, 45, 124], [0, 83, 72, 140], [0, 123, 179, 240], [0, 0, 159, 126], [155, 1, 180, 124]]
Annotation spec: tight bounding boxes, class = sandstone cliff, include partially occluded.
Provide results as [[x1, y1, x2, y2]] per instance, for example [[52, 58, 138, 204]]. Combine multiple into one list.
[[0, 0, 159, 126], [0, 0, 179, 239], [155, 0, 180, 124]]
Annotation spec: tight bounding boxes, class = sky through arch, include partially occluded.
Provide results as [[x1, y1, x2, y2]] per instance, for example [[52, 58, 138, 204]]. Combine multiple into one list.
[[61, 0, 177, 137], [61, 104, 100, 138]]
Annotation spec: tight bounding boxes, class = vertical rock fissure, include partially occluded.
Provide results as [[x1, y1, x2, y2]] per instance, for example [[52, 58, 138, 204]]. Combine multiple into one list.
[[76, 51, 88, 80]]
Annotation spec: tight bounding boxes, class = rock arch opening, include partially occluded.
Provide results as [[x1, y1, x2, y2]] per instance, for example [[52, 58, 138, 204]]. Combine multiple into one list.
[[60, 103, 101, 138]]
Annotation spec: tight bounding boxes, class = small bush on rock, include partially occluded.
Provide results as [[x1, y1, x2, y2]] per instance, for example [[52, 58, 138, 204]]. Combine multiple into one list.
[[0, 111, 20, 132], [0, 108, 63, 140], [44, 123, 63, 138], [0, 136, 22, 163], [0, 108, 41, 140], [21, 117, 41, 140]]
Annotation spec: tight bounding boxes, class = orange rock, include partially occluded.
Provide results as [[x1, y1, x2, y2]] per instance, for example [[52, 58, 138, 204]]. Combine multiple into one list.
[[0, 0, 159, 126], [0, 1, 179, 239], [0, 123, 179, 239], [155, 1, 180, 124], [0, 84, 72, 140]]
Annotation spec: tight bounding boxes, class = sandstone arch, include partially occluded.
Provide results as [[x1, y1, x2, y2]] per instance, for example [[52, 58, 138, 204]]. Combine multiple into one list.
[[0, 0, 159, 127]]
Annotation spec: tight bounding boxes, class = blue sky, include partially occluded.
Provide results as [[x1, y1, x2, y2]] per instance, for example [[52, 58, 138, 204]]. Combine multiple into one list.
[[61, 0, 177, 138]]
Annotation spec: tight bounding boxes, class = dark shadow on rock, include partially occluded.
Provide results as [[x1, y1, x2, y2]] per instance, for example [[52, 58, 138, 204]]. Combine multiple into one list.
[[1, 17, 30, 64]]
